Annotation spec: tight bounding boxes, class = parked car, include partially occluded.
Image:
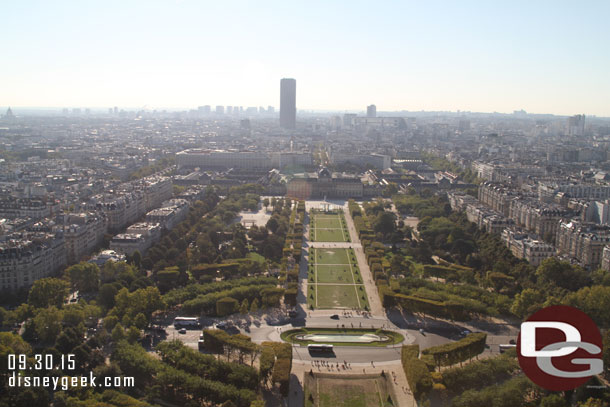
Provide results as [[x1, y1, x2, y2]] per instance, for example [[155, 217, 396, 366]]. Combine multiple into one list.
[[178, 328, 187, 334], [330, 314, 339, 320], [215, 322, 230, 330]]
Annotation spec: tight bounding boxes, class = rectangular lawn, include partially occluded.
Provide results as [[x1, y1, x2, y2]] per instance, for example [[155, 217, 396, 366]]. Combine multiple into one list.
[[305, 374, 395, 407], [316, 284, 363, 309], [316, 264, 355, 284], [313, 248, 351, 264], [311, 213, 349, 242], [312, 228, 347, 242], [313, 215, 343, 229]]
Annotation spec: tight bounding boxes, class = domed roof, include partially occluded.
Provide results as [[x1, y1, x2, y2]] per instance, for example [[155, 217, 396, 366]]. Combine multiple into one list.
[[318, 167, 331, 178]]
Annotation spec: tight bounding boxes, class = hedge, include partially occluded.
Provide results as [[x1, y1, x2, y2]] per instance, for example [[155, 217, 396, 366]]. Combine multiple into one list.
[[191, 263, 239, 279], [422, 333, 487, 370], [182, 284, 278, 315], [262, 342, 293, 397], [423, 265, 456, 279], [203, 329, 258, 356], [401, 345, 432, 400], [381, 290, 469, 321]]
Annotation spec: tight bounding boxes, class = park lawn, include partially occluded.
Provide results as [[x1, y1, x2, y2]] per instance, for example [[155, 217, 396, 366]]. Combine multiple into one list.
[[316, 284, 367, 309], [313, 248, 351, 264], [316, 264, 355, 284], [312, 227, 347, 242], [312, 215, 343, 229], [305, 375, 395, 407]]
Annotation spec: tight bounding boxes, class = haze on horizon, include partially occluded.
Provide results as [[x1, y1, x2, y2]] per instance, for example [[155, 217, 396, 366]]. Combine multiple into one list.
[[2, 0, 610, 116]]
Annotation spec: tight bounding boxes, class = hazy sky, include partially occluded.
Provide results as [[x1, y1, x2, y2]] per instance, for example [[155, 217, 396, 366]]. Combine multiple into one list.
[[2, 1, 610, 115]]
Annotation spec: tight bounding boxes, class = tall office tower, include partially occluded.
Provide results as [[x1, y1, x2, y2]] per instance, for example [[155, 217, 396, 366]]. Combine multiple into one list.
[[567, 114, 585, 137], [367, 104, 377, 118], [113, 106, 118, 115], [268, 106, 275, 114], [216, 105, 224, 115], [280, 78, 296, 129], [227, 106, 233, 115], [343, 113, 356, 127]]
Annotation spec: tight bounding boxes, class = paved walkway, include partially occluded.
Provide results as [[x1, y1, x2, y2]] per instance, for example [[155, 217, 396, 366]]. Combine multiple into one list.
[[342, 202, 384, 317]]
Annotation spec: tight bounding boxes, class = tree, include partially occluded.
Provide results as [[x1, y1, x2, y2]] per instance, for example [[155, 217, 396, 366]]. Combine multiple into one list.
[[216, 297, 239, 316], [131, 250, 142, 269], [578, 398, 607, 407], [62, 306, 85, 327], [565, 285, 610, 327], [112, 286, 165, 321], [536, 257, 591, 291], [104, 315, 119, 331], [98, 283, 118, 310], [28, 278, 69, 308], [134, 313, 148, 330], [127, 326, 141, 343], [382, 182, 398, 197], [390, 254, 405, 275], [266, 217, 279, 233], [33, 306, 63, 343], [240, 299, 249, 315], [510, 288, 542, 319], [156, 266, 181, 292], [55, 328, 81, 353], [250, 298, 259, 313], [262, 234, 284, 260], [64, 262, 100, 293], [540, 394, 568, 407], [112, 324, 126, 342]]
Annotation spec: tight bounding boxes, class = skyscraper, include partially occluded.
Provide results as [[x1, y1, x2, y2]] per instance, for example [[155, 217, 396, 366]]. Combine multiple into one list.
[[367, 104, 377, 118], [567, 114, 585, 137], [280, 78, 296, 129]]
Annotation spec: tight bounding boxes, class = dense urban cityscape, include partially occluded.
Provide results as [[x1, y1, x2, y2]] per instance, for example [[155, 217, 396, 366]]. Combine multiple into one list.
[[3, 1, 610, 406], [1, 82, 609, 406]]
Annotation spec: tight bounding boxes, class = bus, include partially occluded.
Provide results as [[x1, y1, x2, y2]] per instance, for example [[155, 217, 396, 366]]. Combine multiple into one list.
[[499, 344, 516, 353], [307, 344, 334, 353], [173, 317, 200, 328]]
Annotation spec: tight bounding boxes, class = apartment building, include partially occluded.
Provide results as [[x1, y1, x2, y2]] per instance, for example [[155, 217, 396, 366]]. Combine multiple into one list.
[[0, 231, 66, 291], [64, 212, 107, 264], [110, 222, 162, 256], [501, 228, 555, 267], [555, 220, 610, 269], [145, 199, 189, 230]]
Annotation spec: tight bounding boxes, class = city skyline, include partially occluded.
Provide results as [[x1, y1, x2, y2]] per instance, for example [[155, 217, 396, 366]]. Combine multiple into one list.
[[2, 1, 610, 116]]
